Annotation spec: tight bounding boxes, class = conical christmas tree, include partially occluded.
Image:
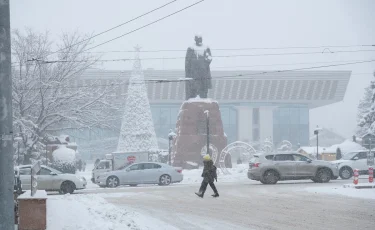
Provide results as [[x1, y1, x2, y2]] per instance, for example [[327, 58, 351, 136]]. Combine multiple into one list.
[[117, 46, 158, 152]]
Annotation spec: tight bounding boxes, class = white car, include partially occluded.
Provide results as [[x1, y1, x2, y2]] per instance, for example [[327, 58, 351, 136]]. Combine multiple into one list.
[[16, 165, 87, 194], [332, 150, 375, 179], [96, 162, 183, 187]]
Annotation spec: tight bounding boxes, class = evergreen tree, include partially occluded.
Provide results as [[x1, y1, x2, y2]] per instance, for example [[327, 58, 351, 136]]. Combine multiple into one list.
[[336, 147, 342, 160], [358, 72, 375, 136], [117, 46, 158, 152]]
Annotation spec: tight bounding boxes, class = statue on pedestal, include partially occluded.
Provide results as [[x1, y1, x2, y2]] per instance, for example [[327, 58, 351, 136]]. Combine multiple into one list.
[[185, 35, 212, 99]]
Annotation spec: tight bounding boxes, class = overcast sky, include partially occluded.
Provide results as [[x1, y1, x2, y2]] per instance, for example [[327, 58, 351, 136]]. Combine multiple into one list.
[[11, 0, 375, 138]]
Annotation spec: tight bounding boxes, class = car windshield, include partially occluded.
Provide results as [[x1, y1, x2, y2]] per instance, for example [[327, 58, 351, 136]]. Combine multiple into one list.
[[342, 152, 358, 160], [45, 166, 62, 174]]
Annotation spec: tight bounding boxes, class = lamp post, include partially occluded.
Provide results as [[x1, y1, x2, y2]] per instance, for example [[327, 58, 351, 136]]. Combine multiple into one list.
[[14, 137, 23, 166], [314, 126, 320, 160], [168, 129, 176, 165], [204, 110, 210, 156]]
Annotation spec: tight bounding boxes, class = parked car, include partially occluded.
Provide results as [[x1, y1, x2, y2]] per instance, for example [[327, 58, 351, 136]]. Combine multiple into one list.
[[332, 150, 375, 179], [17, 165, 87, 194], [96, 162, 183, 187], [248, 152, 339, 184]]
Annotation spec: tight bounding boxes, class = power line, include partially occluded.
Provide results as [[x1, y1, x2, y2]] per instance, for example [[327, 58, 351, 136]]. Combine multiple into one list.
[[32, 0, 179, 60], [18, 44, 375, 55], [215, 59, 375, 79], [81, 0, 205, 52], [213, 59, 371, 69], [16, 49, 375, 66], [13, 60, 375, 91]]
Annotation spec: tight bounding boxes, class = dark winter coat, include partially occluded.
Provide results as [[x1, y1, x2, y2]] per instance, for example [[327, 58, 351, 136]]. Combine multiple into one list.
[[201, 159, 217, 182]]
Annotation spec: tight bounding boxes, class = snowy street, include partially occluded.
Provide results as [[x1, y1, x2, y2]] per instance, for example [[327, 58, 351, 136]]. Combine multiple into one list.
[[66, 176, 375, 230]]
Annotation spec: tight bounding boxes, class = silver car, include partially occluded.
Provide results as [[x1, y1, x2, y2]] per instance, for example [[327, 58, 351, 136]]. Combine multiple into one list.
[[96, 162, 183, 187], [248, 152, 339, 184], [16, 165, 87, 194]]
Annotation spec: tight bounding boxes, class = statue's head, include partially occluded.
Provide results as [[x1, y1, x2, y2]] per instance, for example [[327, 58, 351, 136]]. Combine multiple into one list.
[[194, 34, 203, 46]]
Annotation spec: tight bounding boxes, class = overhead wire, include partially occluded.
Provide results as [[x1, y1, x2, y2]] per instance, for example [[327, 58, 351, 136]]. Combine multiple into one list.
[[80, 0, 205, 53], [13, 59, 375, 91], [15, 49, 375, 66], [16, 44, 375, 55], [30, 0, 179, 60]]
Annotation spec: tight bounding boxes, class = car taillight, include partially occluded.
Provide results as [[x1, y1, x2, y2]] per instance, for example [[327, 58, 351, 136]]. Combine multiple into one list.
[[176, 169, 182, 173], [254, 163, 261, 167]]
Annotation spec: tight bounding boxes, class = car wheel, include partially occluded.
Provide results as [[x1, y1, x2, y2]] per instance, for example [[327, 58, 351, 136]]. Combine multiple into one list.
[[260, 178, 268, 184], [316, 168, 331, 183], [159, 174, 171, 186], [339, 167, 353, 180], [106, 176, 119, 188], [311, 178, 318, 183], [60, 181, 75, 194], [262, 170, 279, 184]]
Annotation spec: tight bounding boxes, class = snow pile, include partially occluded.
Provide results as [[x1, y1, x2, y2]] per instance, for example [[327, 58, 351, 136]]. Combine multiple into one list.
[[18, 190, 47, 199], [305, 185, 375, 200], [52, 145, 76, 162], [181, 164, 249, 184], [48, 193, 178, 230], [117, 49, 158, 153], [48, 194, 139, 230]]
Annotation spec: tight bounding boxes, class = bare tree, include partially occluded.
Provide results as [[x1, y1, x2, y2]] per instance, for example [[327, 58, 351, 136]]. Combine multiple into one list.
[[11, 29, 120, 162]]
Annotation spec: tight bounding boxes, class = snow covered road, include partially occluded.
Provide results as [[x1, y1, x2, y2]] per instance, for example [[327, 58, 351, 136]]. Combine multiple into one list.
[[99, 181, 375, 230]]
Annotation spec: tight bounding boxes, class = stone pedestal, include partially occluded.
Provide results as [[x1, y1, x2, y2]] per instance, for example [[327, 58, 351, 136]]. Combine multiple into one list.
[[171, 98, 227, 168], [18, 190, 47, 230]]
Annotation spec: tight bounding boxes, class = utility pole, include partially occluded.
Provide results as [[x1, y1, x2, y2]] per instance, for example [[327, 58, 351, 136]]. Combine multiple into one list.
[[205, 110, 210, 156], [0, 1, 15, 229]]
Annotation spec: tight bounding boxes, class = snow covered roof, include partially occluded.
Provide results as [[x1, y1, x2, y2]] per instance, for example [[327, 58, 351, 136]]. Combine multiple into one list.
[[298, 146, 327, 155], [323, 140, 365, 154], [299, 140, 365, 155], [77, 70, 351, 108], [52, 145, 76, 162]]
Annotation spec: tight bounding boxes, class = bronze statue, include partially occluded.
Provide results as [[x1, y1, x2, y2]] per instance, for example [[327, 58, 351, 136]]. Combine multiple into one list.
[[185, 35, 212, 99]]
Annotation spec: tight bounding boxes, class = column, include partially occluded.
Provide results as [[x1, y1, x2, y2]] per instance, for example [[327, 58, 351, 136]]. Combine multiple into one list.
[[259, 107, 274, 142], [236, 106, 253, 142]]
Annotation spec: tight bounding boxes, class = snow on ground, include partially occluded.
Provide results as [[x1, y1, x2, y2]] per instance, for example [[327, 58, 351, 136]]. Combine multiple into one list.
[[305, 182, 375, 200], [47, 193, 177, 230], [78, 163, 250, 189], [181, 163, 248, 184]]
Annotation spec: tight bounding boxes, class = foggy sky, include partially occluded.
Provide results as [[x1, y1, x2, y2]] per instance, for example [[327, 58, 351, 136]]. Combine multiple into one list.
[[10, 0, 375, 138]]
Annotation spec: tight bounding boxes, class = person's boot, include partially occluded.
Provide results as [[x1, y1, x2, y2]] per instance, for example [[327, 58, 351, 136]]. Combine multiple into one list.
[[195, 192, 204, 198], [211, 193, 219, 198]]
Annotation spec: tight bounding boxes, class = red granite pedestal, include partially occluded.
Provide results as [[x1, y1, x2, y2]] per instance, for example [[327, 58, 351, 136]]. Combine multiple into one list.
[[171, 98, 227, 168]]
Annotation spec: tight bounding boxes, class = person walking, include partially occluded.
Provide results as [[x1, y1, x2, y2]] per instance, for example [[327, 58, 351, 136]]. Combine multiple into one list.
[[195, 154, 219, 198]]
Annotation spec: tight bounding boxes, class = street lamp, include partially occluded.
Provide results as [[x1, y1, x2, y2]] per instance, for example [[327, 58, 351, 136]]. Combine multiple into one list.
[[14, 136, 22, 166], [314, 126, 321, 160], [168, 129, 176, 165], [204, 110, 210, 156]]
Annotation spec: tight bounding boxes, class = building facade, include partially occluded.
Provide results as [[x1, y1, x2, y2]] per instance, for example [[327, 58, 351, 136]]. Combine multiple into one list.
[[66, 70, 351, 151]]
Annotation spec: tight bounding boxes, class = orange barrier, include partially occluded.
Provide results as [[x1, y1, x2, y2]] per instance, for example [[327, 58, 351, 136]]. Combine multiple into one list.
[[353, 169, 359, 185]]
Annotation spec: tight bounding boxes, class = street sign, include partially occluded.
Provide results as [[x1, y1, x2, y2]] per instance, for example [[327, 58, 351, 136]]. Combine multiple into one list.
[[368, 151, 374, 166], [31, 161, 41, 196]]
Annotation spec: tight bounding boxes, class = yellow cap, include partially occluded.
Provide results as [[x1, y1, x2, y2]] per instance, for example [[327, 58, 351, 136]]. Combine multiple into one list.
[[203, 154, 211, 161]]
